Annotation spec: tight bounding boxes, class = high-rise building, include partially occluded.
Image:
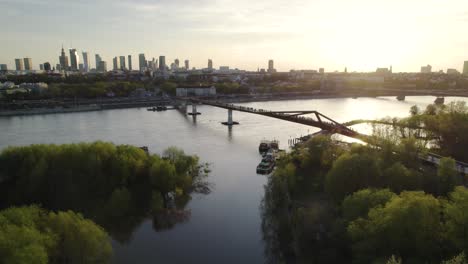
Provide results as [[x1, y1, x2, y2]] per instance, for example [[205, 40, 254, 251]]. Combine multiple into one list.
[[95, 54, 102, 69], [15, 58, 24, 71], [267, 59, 275, 73], [128, 55, 132, 71], [82, 52, 89, 72], [113, 57, 120, 70], [79, 64, 84, 71], [319, 68, 325, 74], [0, 64, 7, 71], [463, 61, 468, 75], [208, 59, 213, 70], [69, 49, 79, 71], [39, 64, 44, 70], [98, 61, 107, 72], [23, 58, 32, 71], [44, 62, 51, 71], [159, 56, 166, 71], [119, 56, 126, 70], [184, 60, 189, 70], [174, 59, 180, 69], [139, 53, 146, 71], [421, 65, 432, 73], [59, 47, 69, 70]]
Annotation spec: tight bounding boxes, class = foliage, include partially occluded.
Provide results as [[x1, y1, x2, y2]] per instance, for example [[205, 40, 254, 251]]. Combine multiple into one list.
[[0, 142, 209, 241], [0, 205, 111, 264]]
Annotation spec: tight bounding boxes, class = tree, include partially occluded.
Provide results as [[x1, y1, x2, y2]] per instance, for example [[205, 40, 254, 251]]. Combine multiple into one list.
[[348, 191, 442, 263], [445, 187, 468, 253], [325, 152, 382, 201], [382, 162, 422, 193], [342, 188, 396, 223], [47, 210, 112, 263], [438, 157, 459, 195]]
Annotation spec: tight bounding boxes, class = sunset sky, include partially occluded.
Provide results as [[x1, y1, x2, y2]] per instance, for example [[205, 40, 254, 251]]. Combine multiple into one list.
[[1, 0, 467, 72]]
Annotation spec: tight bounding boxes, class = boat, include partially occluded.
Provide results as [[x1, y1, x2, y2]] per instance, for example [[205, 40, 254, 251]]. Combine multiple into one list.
[[434, 97, 444, 105], [258, 140, 279, 153], [147, 107, 157, 111], [256, 159, 275, 174], [156, 106, 167, 111], [397, 95, 405, 101]]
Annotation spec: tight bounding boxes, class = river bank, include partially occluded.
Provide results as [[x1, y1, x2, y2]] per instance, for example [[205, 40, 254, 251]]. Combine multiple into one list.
[[1, 91, 467, 117]]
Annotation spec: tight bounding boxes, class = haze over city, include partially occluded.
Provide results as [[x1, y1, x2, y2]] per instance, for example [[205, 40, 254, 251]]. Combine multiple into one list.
[[1, 0, 468, 72]]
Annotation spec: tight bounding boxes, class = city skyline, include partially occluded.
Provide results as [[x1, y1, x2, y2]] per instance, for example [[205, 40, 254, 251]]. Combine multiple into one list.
[[1, 0, 468, 72]]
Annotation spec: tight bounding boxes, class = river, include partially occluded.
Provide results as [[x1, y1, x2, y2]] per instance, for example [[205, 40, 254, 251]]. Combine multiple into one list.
[[0, 96, 467, 263]]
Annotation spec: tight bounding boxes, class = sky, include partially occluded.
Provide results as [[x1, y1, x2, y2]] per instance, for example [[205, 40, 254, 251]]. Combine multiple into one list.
[[1, 0, 468, 72]]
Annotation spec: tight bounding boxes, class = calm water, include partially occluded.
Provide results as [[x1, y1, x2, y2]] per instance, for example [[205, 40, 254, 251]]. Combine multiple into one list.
[[1, 96, 467, 263]]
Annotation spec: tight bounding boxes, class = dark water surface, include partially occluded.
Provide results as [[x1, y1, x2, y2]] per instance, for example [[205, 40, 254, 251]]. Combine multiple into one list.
[[1, 96, 467, 263]]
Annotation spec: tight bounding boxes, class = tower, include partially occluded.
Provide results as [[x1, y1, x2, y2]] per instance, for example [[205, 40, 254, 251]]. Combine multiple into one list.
[[82, 52, 89, 72], [59, 46, 69, 70], [69, 49, 79, 71]]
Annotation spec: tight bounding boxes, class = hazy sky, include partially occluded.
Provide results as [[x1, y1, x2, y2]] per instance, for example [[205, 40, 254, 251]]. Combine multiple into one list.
[[1, 0, 467, 72]]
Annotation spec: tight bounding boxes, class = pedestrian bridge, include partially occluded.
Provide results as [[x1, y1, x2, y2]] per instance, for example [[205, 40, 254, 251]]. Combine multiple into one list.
[[180, 98, 468, 175]]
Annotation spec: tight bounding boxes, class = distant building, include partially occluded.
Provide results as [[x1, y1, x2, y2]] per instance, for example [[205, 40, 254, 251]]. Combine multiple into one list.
[[139, 53, 146, 71], [176, 86, 216, 97], [0, 64, 7, 71], [376, 67, 391, 75], [159, 56, 166, 71], [82, 52, 89, 72], [119, 56, 126, 70], [98, 61, 107, 72], [59, 47, 69, 70], [23, 58, 32, 71], [113, 57, 120, 70], [268, 59, 276, 73], [128, 55, 132, 71], [95, 54, 102, 69], [421, 65, 432, 73], [185, 60, 189, 70], [447, 68, 459, 75], [208, 59, 213, 70], [319, 68, 325, 74], [174, 59, 180, 69], [69, 49, 79, 71], [219, 66, 229, 71], [39, 64, 44, 70], [464, 61, 468, 75], [15, 58, 24, 71], [79, 63, 84, 71], [43, 62, 51, 71]]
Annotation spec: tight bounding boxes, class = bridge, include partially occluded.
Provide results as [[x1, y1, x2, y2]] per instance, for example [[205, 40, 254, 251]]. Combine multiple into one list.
[[188, 99, 362, 139], [177, 98, 468, 175]]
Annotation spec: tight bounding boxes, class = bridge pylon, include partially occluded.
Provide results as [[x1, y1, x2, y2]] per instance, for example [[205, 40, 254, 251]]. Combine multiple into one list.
[[221, 109, 239, 126], [187, 104, 201, 116]]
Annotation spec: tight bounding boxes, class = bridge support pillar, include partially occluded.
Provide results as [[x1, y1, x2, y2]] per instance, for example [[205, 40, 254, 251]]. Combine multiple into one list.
[[187, 104, 201, 115], [222, 109, 239, 126]]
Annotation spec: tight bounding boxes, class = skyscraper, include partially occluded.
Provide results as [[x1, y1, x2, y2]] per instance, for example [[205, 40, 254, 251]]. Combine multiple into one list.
[[0, 64, 7, 71], [185, 60, 189, 70], [95, 54, 102, 69], [39, 64, 44, 70], [139, 53, 146, 71], [23, 58, 32, 71], [82, 52, 89, 72], [113, 57, 119, 70], [69, 49, 79, 71], [159, 56, 166, 71], [268, 59, 275, 73], [208, 59, 213, 70], [98, 61, 107, 72], [174, 59, 180, 69], [464, 61, 468, 75], [119, 56, 126, 70], [44, 62, 51, 71], [15, 58, 24, 71], [128, 55, 132, 71], [421, 65, 432, 73], [59, 47, 69, 70]]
